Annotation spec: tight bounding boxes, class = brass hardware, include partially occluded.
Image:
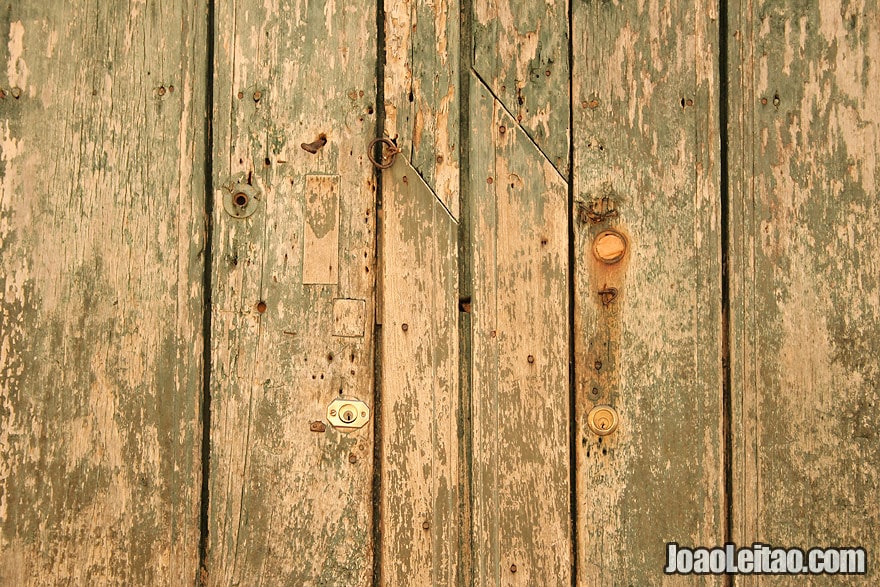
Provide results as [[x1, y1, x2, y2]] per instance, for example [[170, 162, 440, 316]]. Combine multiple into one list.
[[593, 230, 627, 264], [327, 397, 370, 432], [587, 405, 619, 436]]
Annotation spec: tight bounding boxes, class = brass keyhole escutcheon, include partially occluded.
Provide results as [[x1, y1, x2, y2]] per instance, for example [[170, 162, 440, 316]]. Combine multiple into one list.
[[327, 397, 370, 432], [593, 230, 627, 264], [587, 405, 619, 436]]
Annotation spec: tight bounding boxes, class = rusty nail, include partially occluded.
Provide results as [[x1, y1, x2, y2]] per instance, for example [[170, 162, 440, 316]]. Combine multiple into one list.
[[761, 97, 768, 105], [309, 421, 326, 433], [686, 98, 694, 106], [253, 90, 262, 101], [545, 70, 551, 76], [436, 155, 444, 163], [499, 125, 506, 134], [256, 301, 267, 313], [487, 177, 494, 184], [595, 360, 602, 371], [510, 564, 517, 573], [348, 453, 358, 464], [237, 91, 244, 99], [588, 99, 600, 109], [168, 85, 175, 93], [157, 86, 166, 96], [527, 355, 535, 364], [301, 134, 328, 154], [0, 89, 6, 99], [598, 287, 619, 306], [402, 175, 408, 184], [491, 330, 497, 338], [422, 521, 431, 530], [401, 323, 409, 332]]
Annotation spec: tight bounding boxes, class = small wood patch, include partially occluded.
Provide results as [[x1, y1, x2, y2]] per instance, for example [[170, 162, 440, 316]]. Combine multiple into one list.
[[333, 298, 366, 337], [302, 174, 340, 284]]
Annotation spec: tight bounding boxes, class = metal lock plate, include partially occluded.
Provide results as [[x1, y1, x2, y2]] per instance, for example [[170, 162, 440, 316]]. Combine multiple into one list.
[[327, 397, 370, 432], [221, 172, 261, 219], [587, 405, 619, 436]]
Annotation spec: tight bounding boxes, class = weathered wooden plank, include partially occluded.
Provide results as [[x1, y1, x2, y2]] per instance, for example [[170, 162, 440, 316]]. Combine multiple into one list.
[[472, 0, 569, 176], [385, 0, 460, 218], [208, 0, 377, 583], [0, 2, 205, 584], [729, 2, 880, 584], [380, 156, 459, 585], [469, 71, 571, 586], [572, 1, 724, 583]]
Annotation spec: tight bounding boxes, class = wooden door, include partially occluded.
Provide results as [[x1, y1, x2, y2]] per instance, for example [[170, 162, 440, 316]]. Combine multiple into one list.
[[1, 1, 878, 585]]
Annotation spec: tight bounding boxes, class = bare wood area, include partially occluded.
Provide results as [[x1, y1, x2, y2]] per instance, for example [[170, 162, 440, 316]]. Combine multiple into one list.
[[0, 2, 206, 584]]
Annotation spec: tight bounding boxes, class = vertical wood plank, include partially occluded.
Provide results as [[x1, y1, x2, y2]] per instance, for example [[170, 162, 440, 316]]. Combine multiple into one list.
[[572, 1, 724, 583], [0, 2, 205, 584], [729, 1, 880, 583], [472, 0, 570, 176], [385, 0, 460, 217], [208, 0, 377, 583], [380, 158, 459, 586], [469, 72, 571, 586]]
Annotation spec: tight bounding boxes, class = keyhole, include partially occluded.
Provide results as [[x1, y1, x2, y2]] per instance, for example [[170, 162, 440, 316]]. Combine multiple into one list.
[[234, 192, 248, 207], [340, 408, 356, 424]]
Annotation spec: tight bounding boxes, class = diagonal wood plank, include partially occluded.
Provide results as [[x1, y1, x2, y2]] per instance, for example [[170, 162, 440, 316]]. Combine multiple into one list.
[[208, 0, 378, 583], [572, 1, 724, 583], [0, 2, 206, 584], [380, 156, 460, 586], [472, 0, 570, 176], [385, 0, 460, 218], [729, 2, 880, 584], [469, 71, 571, 586]]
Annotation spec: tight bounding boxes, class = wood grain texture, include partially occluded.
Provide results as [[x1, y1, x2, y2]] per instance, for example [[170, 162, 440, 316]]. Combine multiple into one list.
[[472, 0, 569, 176], [728, 1, 880, 583], [385, 0, 460, 218], [0, 2, 205, 584], [208, 0, 377, 583], [469, 71, 571, 586], [380, 157, 459, 586], [572, 1, 723, 583]]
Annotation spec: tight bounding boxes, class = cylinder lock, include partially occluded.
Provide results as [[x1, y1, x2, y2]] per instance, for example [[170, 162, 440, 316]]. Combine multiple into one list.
[[587, 405, 619, 436], [327, 397, 370, 432]]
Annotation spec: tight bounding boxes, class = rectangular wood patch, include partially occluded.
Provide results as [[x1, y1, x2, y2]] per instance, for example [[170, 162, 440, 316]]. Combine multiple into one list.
[[302, 174, 340, 284]]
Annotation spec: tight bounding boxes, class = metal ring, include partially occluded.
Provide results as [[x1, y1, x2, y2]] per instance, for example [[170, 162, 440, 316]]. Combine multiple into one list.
[[368, 137, 400, 169]]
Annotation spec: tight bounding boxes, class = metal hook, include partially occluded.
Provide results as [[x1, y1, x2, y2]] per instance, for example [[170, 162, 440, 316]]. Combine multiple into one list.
[[368, 137, 401, 169]]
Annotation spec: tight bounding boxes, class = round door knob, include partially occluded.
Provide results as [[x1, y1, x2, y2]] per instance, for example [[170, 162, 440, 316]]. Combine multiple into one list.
[[587, 405, 619, 436]]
